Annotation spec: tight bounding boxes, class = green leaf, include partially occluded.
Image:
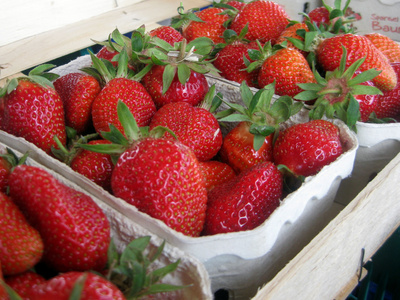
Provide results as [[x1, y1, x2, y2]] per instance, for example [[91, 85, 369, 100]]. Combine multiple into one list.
[[144, 283, 190, 294], [297, 82, 322, 91], [162, 64, 176, 94], [346, 95, 361, 130], [28, 63, 56, 76], [117, 100, 140, 141], [294, 90, 318, 101], [78, 142, 126, 154], [177, 64, 191, 86], [69, 274, 86, 300], [131, 31, 145, 52], [1, 279, 23, 300], [239, 81, 254, 108], [218, 113, 252, 123], [351, 84, 383, 96], [253, 134, 267, 151], [150, 259, 180, 283], [348, 68, 381, 86]]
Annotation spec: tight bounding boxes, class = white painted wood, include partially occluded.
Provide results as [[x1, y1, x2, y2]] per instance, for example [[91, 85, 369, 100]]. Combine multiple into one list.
[[252, 153, 400, 300]]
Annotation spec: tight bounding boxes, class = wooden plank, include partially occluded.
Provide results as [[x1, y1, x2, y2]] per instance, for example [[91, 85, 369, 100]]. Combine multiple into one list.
[[0, 0, 210, 79], [252, 153, 400, 300]]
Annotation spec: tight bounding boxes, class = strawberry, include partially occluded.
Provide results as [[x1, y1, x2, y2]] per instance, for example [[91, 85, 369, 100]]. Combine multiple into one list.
[[364, 33, 400, 64], [229, 0, 290, 44], [8, 165, 111, 273], [141, 64, 209, 108], [315, 33, 397, 91], [305, 6, 330, 28], [85, 49, 156, 136], [275, 22, 310, 57], [202, 161, 283, 235], [373, 62, 400, 120], [273, 119, 343, 177], [0, 157, 11, 194], [178, 7, 230, 44], [213, 40, 260, 87], [148, 25, 184, 45], [0, 192, 44, 276], [218, 82, 303, 173], [70, 139, 114, 192], [53, 72, 101, 134], [0, 65, 66, 155], [26, 271, 126, 300], [5, 271, 46, 299], [198, 160, 236, 191], [96, 45, 119, 67], [295, 46, 382, 129], [149, 87, 223, 161], [253, 42, 316, 97], [80, 101, 208, 237]]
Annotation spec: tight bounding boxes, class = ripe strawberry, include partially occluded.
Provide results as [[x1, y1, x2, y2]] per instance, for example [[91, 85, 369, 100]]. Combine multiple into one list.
[[26, 272, 126, 300], [96, 45, 119, 67], [81, 101, 208, 237], [275, 22, 309, 56], [218, 81, 303, 173], [202, 161, 283, 235], [225, 0, 246, 11], [229, 0, 289, 44], [148, 25, 184, 45], [306, 6, 330, 28], [316, 33, 397, 91], [273, 120, 343, 177], [198, 160, 236, 191], [213, 40, 260, 87], [8, 165, 111, 273], [5, 271, 46, 299], [53, 72, 101, 134], [180, 7, 229, 44], [364, 33, 400, 63], [295, 47, 382, 128], [149, 88, 223, 161], [256, 44, 316, 97], [70, 139, 114, 192], [86, 49, 156, 135], [0, 192, 44, 276], [0, 157, 11, 194], [141, 64, 209, 108], [373, 62, 400, 120], [0, 65, 66, 155]]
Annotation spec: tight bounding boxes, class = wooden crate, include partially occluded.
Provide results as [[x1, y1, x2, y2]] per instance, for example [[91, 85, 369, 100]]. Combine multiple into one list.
[[1, 1, 399, 299]]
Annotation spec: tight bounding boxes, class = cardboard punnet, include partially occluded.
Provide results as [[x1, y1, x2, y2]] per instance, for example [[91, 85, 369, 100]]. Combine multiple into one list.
[[325, 0, 400, 41], [0, 141, 213, 300], [0, 54, 359, 299]]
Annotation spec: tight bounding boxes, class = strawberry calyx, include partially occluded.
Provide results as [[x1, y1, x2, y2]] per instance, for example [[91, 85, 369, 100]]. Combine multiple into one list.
[[218, 81, 303, 151], [0, 64, 59, 98], [105, 236, 188, 298], [295, 46, 383, 131]]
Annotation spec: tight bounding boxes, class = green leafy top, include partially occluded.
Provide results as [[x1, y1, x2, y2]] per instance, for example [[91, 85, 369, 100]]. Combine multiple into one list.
[[294, 46, 383, 131], [217, 81, 303, 151]]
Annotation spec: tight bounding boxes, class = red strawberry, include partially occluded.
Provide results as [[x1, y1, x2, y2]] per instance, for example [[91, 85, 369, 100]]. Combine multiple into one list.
[[5, 271, 46, 299], [306, 6, 330, 28], [275, 22, 309, 56], [96, 45, 119, 67], [180, 7, 229, 44], [295, 47, 382, 128], [0, 157, 11, 194], [225, 0, 246, 11], [316, 33, 397, 91], [219, 121, 274, 173], [0, 192, 44, 276], [70, 139, 114, 192], [148, 25, 184, 45], [26, 272, 126, 300], [373, 62, 400, 120], [364, 33, 400, 64], [229, 0, 289, 44], [213, 40, 260, 87], [198, 160, 236, 191], [53, 72, 101, 134], [81, 101, 208, 237], [8, 165, 111, 273], [149, 99, 223, 162], [218, 81, 303, 173], [257, 46, 316, 97], [273, 120, 343, 177], [202, 161, 283, 235], [0, 65, 67, 155], [141, 64, 209, 109]]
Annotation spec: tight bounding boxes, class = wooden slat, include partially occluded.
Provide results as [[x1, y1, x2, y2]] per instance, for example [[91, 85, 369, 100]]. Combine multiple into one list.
[[252, 153, 400, 300], [0, 0, 210, 79]]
